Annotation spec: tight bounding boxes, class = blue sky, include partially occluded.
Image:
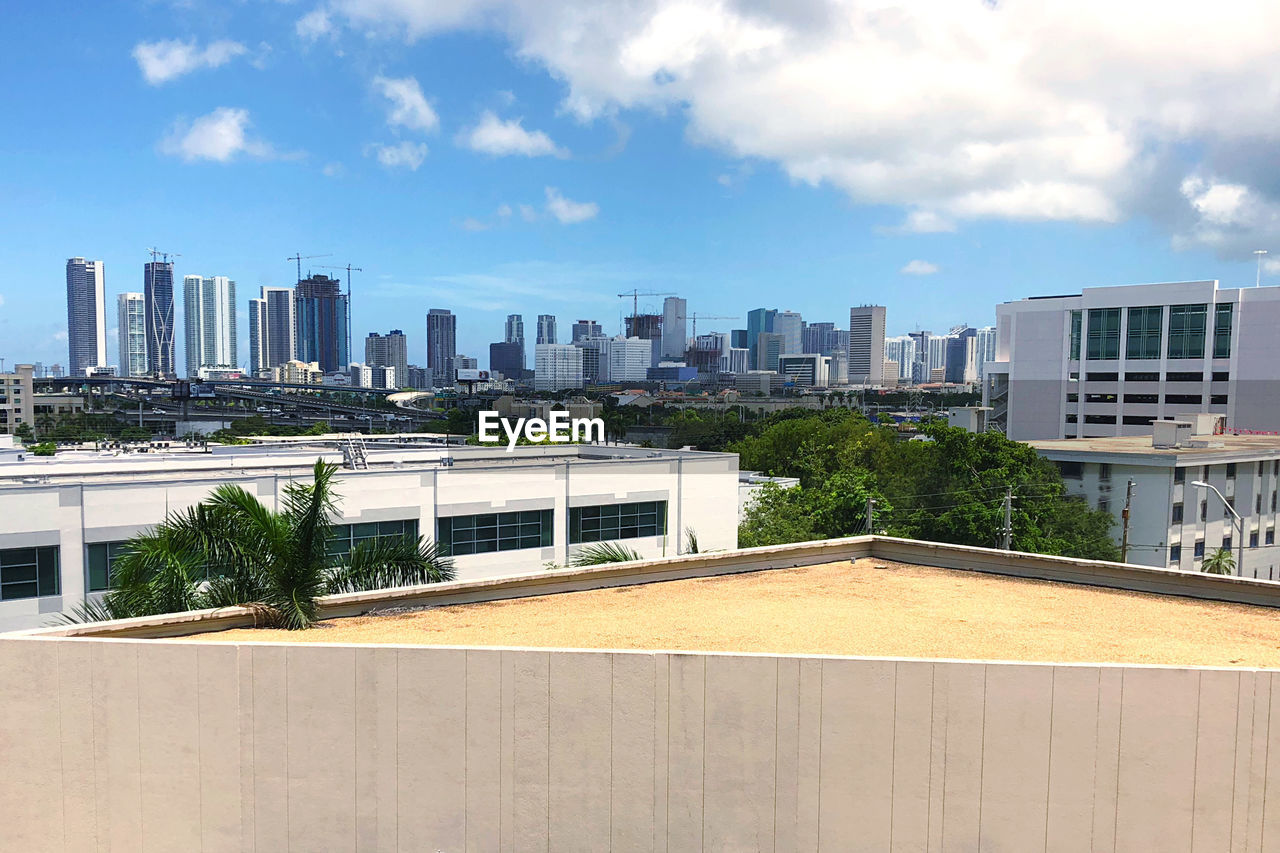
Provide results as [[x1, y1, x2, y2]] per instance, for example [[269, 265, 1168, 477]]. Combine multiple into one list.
[[2, 1, 1277, 370]]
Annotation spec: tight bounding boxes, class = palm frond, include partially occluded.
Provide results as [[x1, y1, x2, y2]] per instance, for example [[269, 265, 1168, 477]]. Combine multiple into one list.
[[49, 596, 139, 626], [569, 541, 644, 567], [282, 459, 340, 572], [683, 527, 699, 554], [326, 536, 456, 594]]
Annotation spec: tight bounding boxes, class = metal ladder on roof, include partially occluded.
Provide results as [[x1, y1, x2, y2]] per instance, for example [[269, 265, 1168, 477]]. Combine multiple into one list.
[[341, 435, 369, 470]]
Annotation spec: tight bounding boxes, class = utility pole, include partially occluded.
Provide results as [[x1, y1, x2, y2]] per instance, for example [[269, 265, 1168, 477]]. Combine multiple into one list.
[[1001, 487, 1014, 550], [1120, 479, 1135, 563], [865, 497, 877, 536]]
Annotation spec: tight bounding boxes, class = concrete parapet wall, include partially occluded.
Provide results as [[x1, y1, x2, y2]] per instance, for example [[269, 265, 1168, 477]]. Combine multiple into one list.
[[2, 639, 1279, 851]]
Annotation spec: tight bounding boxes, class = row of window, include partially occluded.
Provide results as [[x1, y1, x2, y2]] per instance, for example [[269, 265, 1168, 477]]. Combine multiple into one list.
[[1069, 304, 1233, 361], [10, 501, 669, 601], [1170, 529, 1275, 564], [1079, 371, 1229, 382], [1067, 393, 1228, 405]]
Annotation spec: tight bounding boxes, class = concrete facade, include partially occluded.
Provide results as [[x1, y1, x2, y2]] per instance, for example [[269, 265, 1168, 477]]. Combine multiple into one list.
[[987, 279, 1280, 440], [8, 536, 1280, 851], [0, 443, 738, 631]]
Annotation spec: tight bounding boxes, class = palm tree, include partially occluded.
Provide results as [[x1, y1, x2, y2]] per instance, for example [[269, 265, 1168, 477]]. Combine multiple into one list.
[[1202, 547, 1236, 576], [71, 459, 453, 629], [569, 542, 643, 566]]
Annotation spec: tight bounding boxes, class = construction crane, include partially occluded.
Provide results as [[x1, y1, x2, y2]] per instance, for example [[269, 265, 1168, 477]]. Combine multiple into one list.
[[146, 247, 181, 265], [682, 313, 737, 339], [319, 264, 363, 371], [616, 289, 676, 320], [287, 252, 332, 284]]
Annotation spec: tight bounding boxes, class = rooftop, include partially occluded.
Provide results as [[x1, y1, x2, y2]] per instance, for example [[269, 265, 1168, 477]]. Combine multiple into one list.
[[188, 557, 1280, 667], [1028, 432, 1280, 462]]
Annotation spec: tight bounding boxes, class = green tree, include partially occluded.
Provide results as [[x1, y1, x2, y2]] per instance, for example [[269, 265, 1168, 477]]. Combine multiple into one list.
[[738, 482, 816, 548], [77, 459, 454, 629], [13, 423, 34, 444], [1203, 547, 1236, 576]]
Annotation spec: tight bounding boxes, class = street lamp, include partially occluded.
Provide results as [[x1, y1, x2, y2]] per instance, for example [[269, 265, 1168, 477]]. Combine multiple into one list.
[[1191, 481, 1244, 575]]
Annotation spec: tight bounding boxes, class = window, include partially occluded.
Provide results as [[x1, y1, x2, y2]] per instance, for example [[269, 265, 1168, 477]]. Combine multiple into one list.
[[1210, 395, 1229, 405], [86, 542, 128, 593], [1086, 308, 1122, 360], [327, 519, 420, 559], [1194, 540, 1205, 559], [1174, 467, 1186, 484], [1227, 463, 1237, 479], [1098, 497, 1110, 513], [1223, 535, 1233, 552], [1122, 415, 1155, 426], [1125, 371, 1160, 382], [1268, 529, 1276, 546], [0, 546, 59, 601], [1212, 371, 1230, 382], [1126, 306, 1162, 359], [1272, 491, 1277, 513], [1165, 394, 1203, 405], [1085, 393, 1117, 403], [1099, 463, 1112, 482], [1170, 545, 1182, 564], [1065, 414, 1078, 424], [1213, 303, 1233, 358], [1200, 501, 1208, 522], [1123, 394, 1159, 404], [1069, 310, 1082, 360], [570, 500, 668, 544], [1251, 532, 1260, 548], [1172, 503, 1184, 524], [1166, 372, 1203, 382], [1085, 372, 1120, 382], [1058, 461, 1084, 479], [1085, 415, 1117, 424], [438, 510, 552, 556], [1167, 304, 1208, 359], [1274, 461, 1279, 477], [1066, 393, 1079, 403]]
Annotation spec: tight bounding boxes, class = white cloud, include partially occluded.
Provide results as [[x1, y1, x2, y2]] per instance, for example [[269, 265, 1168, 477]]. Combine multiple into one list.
[[1173, 176, 1280, 255], [365, 141, 428, 170], [544, 187, 598, 224], [496, 203, 513, 218], [321, 161, 344, 177], [518, 204, 538, 222], [886, 210, 957, 235], [296, 8, 334, 41], [132, 39, 247, 84], [900, 260, 940, 276], [372, 75, 438, 133], [459, 111, 566, 157], [312, 0, 1280, 249], [460, 217, 491, 231], [159, 107, 281, 162], [0, 294, 5, 308]]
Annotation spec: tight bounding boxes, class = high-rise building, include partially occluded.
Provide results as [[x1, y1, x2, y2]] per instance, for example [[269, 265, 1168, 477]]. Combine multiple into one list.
[[144, 260, 176, 378], [730, 329, 749, 350], [746, 308, 777, 370], [606, 337, 652, 384], [575, 337, 608, 384], [426, 308, 457, 387], [505, 314, 524, 344], [986, 279, 1280, 440], [536, 314, 557, 345], [534, 344, 583, 391], [848, 305, 887, 386], [571, 320, 602, 343], [944, 326, 979, 384], [975, 326, 997, 379], [65, 258, 106, 376], [779, 354, 831, 388], [182, 275, 237, 377], [802, 322, 834, 355], [0, 364, 35, 437], [661, 297, 687, 360], [365, 330, 409, 384], [624, 314, 663, 368], [248, 287, 296, 376], [295, 275, 348, 373], [773, 311, 804, 357], [756, 332, 785, 373], [489, 341, 524, 380], [116, 292, 147, 378], [884, 336, 918, 382]]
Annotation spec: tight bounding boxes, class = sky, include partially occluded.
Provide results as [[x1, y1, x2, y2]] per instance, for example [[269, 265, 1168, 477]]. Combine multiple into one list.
[[3, 0, 1280, 371]]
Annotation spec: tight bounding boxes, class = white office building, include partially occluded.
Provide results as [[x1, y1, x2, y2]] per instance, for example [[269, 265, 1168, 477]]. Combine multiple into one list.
[[0, 441, 739, 631], [1030, 417, 1280, 579], [848, 305, 887, 386], [116, 292, 148, 378], [534, 343, 584, 391], [884, 336, 918, 383], [773, 311, 804, 359], [975, 326, 997, 379], [661, 296, 687, 360], [605, 336, 653, 384], [778, 353, 831, 388], [986, 280, 1280, 441], [183, 275, 237, 377]]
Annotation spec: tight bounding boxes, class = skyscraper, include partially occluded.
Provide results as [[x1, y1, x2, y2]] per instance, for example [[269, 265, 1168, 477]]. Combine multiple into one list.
[[534, 344, 584, 391], [489, 341, 524, 380], [848, 305, 887, 386], [571, 320, 602, 342], [182, 275, 237, 377], [746, 308, 776, 370], [295, 275, 348, 373], [249, 287, 296, 376], [144, 260, 176, 378], [536, 314, 557, 345], [366, 330, 408, 384], [116, 292, 147, 378], [661, 296, 687, 360], [426, 308, 457, 387], [773, 311, 804, 356], [756, 332, 785, 372], [65, 257, 106, 376], [505, 314, 524, 344]]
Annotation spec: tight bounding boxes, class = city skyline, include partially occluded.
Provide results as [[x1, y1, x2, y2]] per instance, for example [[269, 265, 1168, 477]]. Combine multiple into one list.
[[6, 4, 1280, 371]]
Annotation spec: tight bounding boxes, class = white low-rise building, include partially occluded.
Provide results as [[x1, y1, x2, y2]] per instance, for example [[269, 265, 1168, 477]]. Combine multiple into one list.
[[1029, 418, 1280, 579], [0, 441, 739, 631]]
